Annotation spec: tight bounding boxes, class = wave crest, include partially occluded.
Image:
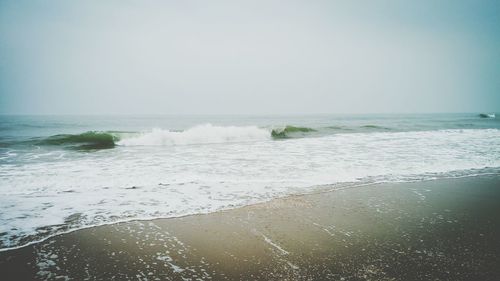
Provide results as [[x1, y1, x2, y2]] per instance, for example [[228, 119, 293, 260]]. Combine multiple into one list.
[[117, 124, 270, 146], [271, 125, 316, 139], [479, 113, 496, 119], [39, 132, 118, 150]]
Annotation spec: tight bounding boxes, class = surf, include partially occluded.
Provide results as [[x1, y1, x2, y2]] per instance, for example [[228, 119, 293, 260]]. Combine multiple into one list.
[[33, 124, 321, 149], [1, 126, 500, 250], [117, 124, 271, 146]]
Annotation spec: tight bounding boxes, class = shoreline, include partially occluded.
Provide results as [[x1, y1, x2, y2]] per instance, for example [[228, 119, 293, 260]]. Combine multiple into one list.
[[1, 174, 500, 280], [2, 170, 498, 254]]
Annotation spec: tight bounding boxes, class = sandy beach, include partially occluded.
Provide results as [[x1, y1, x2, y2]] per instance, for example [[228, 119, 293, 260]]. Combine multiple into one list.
[[2, 0, 499, 279], [1, 175, 499, 280]]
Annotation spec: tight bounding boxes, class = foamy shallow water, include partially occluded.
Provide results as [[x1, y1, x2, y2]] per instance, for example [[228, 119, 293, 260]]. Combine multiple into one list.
[[1, 122, 500, 250]]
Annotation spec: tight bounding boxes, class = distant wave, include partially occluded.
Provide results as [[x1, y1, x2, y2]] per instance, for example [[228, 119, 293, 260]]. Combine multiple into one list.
[[325, 125, 347, 130], [270, 125, 316, 139], [479, 113, 496, 119], [360, 124, 392, 130]]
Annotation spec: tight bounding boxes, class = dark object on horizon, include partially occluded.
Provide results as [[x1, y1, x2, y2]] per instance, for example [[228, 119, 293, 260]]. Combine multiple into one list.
[[479, 113, 495, 118]]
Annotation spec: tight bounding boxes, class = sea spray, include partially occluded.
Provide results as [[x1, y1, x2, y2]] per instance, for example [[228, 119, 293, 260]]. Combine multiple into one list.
[[117, 124, 270, 146]]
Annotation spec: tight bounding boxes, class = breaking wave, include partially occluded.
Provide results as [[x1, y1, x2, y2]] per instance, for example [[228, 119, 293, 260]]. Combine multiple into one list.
[[39, 132, 119, 150], [33, 124, 391, 149], [37, 124, 322, 149], [270, 125, 316, 139], [479, 113, 496, 119], [34, 121, 467, 149], [117, 124, 270, 146]]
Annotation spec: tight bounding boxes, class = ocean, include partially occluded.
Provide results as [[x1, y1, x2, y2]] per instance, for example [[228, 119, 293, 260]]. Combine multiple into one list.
[[1, 113, 499, 251]]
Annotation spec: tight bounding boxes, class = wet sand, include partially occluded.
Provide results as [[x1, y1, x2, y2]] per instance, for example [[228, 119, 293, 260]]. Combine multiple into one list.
[[1, 175, 500, 280]]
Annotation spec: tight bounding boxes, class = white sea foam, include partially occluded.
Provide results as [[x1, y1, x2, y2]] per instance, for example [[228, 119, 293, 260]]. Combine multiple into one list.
[[117, 124, 270, 146], [1, 128, 500, 250]]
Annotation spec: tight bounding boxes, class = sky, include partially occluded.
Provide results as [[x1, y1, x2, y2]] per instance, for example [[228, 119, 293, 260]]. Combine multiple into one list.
[[0, 0, 499, 115]]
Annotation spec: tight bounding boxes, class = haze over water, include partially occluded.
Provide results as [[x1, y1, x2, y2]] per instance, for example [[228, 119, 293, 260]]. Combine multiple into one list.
[[1, 1, 500, 115]]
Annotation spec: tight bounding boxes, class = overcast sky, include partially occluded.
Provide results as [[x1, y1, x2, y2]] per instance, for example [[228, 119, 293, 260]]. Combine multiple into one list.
[[1, 0, 499, 115]]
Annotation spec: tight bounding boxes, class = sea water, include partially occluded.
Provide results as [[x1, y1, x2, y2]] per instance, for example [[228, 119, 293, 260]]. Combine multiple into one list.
[[1, 113, 499, 250]]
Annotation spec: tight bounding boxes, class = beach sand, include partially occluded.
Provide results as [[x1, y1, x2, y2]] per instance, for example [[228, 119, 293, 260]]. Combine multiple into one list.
[[1, 175, 499, 280]]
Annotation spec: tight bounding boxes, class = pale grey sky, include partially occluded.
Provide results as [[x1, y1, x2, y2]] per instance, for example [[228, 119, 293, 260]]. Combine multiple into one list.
[[1, 0, 499, 114]]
